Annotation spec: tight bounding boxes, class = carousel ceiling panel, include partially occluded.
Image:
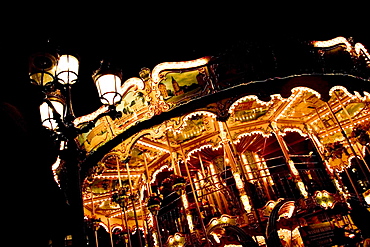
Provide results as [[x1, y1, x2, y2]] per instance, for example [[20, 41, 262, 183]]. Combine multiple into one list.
[[274, 89, 324, 121], [230, 96, 274, 122], [90, 178, 121, 194], [167, 113, 218, 145], [235, 133, 267, 153]]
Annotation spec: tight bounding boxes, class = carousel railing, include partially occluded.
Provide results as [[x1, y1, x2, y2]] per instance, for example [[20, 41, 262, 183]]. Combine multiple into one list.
[[155, 162, 336, 243], [298, 167, 336, 193], [269, 170, 301, 200], [156, 169, 243, 242], [157, 199, 186, 240]]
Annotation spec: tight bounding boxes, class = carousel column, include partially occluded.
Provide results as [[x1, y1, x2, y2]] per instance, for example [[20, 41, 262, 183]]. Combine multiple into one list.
[[143, 153, 152, 195], [115, 156, 132, 247], [121, 207, 132, 247], [125, 162, 143, 247], [198, 153, 218, 211], [219, 121, 254, 213], [147, 195, 163, 247], [179, 143, 211, 247], [306, 131, 338, 183], [307, 107, 350, 196], [221, 121, 266, 235], [306, 127, 351, 198], [270, 122, 308, 198], [332, 90, 370, 176], [106, 217, 114, 247], [325, 102, 364, 201], [142, 154, 151, 244], [166, 126, 182, 176], [90, 191, 100, 247], [207, 161, 228, 214], [168, 126, 203, 243]]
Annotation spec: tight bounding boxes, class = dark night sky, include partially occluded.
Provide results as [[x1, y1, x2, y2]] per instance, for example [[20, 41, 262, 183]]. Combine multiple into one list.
[[2, 11, 368, 119]]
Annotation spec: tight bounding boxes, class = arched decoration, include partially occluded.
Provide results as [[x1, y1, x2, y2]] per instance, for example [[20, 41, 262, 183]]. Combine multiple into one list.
[[77, 76, 370, 168], [167, 111, 219, 149], [258, 199, 286, 220], [228, 95, 275, 117], [186, 144, 223, 162], [97, 221, 109, 232], [111, 225, 123, 232], [171, 110, 217, 132], [312, 36, 354, 52], [279, 127, 308, 137], [151, 57, 214, 110], [150, 164, 173, 184], [266, 199, 295, 247], [207, 219, 259, 247], [329, 85, 369, 101], [312, 36, 370, 65], [151, 57, 211, 84]]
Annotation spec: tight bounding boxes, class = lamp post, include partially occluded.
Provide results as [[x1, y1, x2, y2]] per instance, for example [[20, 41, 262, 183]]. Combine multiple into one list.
[[29, 49, 123, 247]]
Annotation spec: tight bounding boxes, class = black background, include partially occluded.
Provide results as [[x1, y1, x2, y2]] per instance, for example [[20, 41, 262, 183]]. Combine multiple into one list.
[[1, 7, 368, 246]]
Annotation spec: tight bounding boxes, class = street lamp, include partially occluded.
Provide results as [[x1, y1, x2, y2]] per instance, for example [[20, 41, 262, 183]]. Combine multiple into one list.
[[29, 49, 124, 247], [93, 62, 122, 106], [29, 52, 58, 87], [39, 90, 65, 130]]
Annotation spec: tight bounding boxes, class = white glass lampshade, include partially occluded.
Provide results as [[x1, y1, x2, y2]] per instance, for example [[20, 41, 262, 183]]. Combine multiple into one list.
[[29, 53, 57, 86], [40, 100, 64, 130], [95, 74, 122, 105], [56, 55, 79, 85]]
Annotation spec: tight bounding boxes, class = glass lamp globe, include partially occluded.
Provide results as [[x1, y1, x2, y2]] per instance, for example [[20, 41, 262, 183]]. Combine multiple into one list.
[[29, 53, 58, 86], [94, 74, 122, 105], [56, 55, 79, 85], [39, 91, 65, 130]]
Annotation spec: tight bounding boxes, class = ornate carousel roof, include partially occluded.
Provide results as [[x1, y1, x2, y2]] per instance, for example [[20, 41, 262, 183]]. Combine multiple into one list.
[[59, 36, 370, 223]]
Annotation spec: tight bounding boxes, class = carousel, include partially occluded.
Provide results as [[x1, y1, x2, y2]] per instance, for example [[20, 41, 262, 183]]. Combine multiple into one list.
[[56, 36, 370, 246]]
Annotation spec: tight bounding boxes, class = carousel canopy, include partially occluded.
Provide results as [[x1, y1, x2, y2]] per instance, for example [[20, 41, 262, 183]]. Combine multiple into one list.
[[71, 36, 370, 220]]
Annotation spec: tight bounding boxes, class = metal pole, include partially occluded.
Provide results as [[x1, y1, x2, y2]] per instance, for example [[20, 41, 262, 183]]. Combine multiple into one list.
[[154, 214, 163, 247], [179, 142, 211, 247], [122, 206, 132, 247], [64, 142, 86, 247], [143, 153, 152, 195], [116, 156, 132, 247], [94, 230, 99, 247], [307, 106, 350, 195], [116, 156, 123, 187], [138, 197, 147, 243], [90, 191, 99, 247], [223, 120, 265, 232], [107, 217, 114, 247], [165, 129, 181, 175], [125, 162, 143, 247]]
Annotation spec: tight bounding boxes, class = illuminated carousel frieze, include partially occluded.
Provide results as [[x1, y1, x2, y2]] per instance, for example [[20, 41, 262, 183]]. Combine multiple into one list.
[[76, 37, 370, 247]]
